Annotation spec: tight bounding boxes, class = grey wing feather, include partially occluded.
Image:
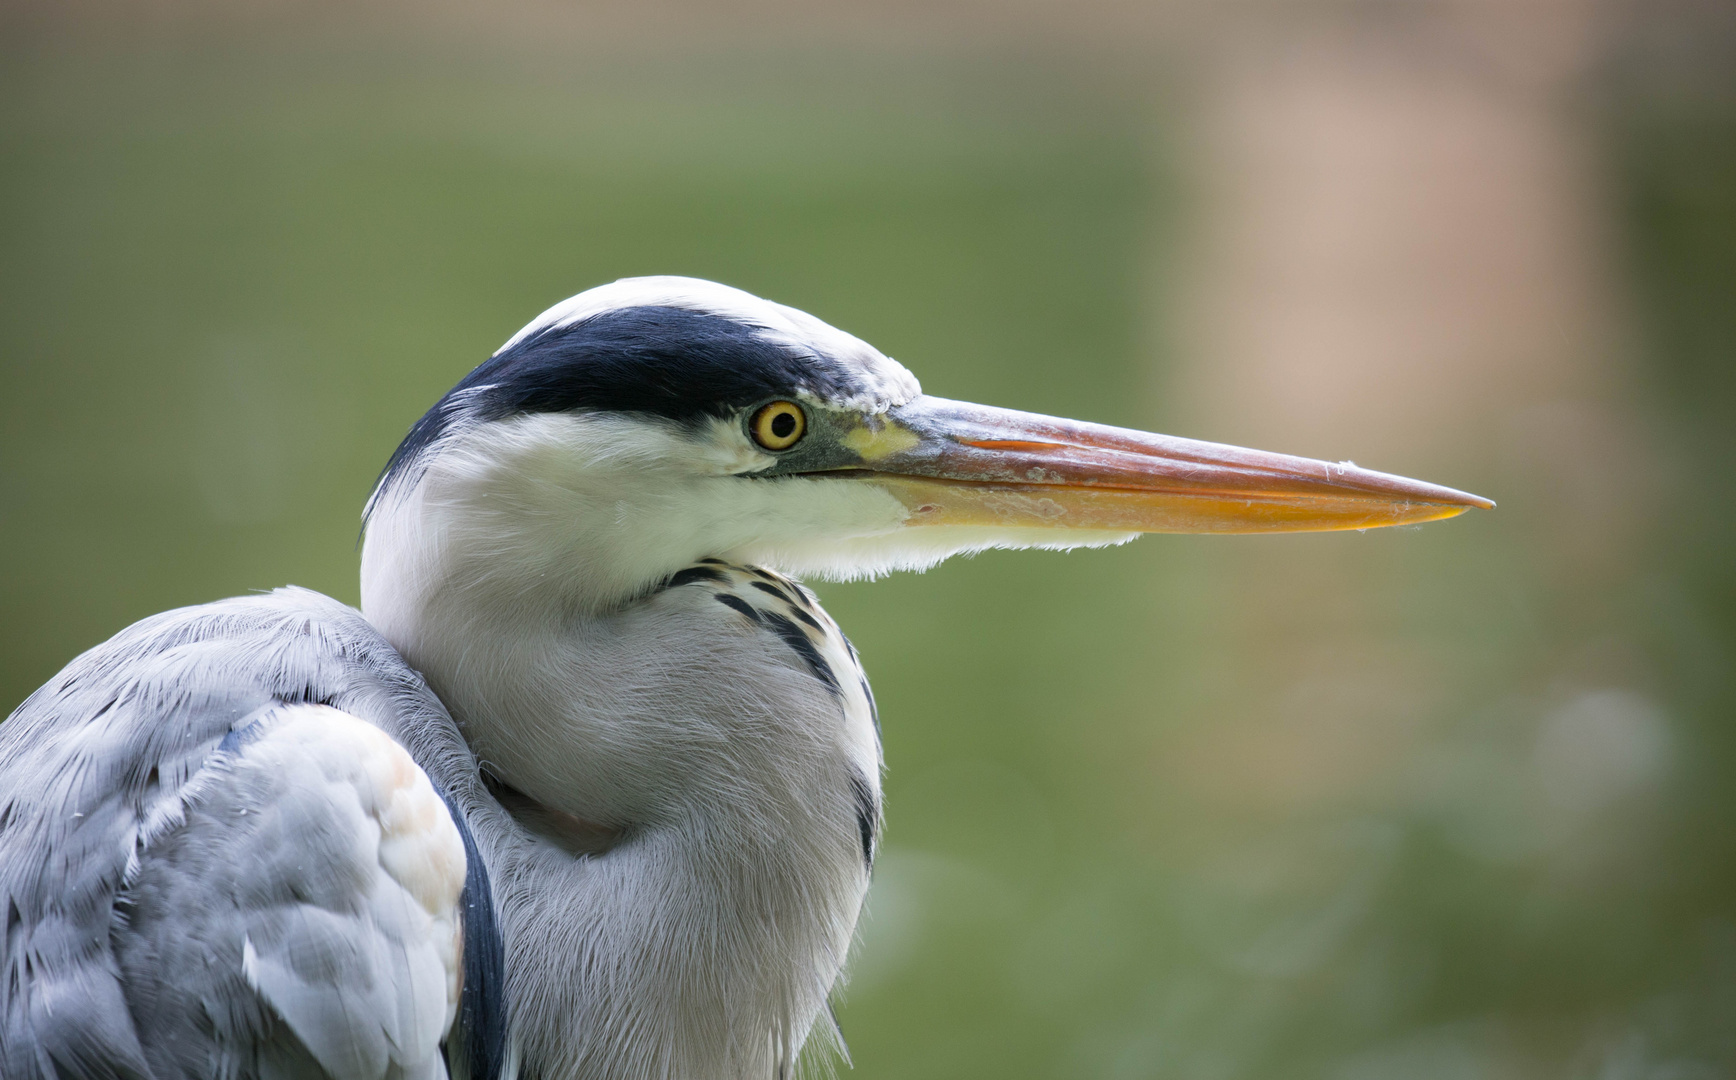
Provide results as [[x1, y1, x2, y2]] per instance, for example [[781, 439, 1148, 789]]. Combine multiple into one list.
[[0, 588, 491, 1080]]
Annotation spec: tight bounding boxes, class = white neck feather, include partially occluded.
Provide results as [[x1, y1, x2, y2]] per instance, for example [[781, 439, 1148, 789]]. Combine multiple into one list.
[[360, 414, 883, 1079]]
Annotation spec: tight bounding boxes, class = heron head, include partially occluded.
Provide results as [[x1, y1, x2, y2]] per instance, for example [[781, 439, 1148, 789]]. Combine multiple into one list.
[[361, 276, 1490, 616]]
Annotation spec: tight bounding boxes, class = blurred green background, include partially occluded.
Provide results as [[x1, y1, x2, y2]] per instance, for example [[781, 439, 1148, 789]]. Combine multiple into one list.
[[3, 2, 1734, 1077]]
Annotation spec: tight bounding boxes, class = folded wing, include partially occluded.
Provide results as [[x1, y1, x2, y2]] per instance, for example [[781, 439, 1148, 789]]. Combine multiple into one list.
[[0, 591, 491, 1080]]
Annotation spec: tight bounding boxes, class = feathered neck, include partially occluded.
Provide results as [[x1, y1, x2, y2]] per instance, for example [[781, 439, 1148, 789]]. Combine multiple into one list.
[[361, 451, 876, 1080]]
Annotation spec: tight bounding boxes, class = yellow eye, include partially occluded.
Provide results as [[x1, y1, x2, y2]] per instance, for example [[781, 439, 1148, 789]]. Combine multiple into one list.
[[750, 400, 807, 451]]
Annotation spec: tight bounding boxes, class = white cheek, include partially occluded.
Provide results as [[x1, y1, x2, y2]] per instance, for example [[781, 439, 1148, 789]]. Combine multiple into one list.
[[702, 476, 912, 555], [689, 414, 780, 475], [743, 524, 1140, 582]]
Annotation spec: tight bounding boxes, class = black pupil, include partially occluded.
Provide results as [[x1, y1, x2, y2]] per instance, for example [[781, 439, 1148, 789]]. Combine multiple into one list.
[[770, 412, 797, 439]]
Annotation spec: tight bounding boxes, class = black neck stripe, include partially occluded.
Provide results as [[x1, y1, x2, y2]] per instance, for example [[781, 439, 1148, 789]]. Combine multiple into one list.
[[433, 782, 507, 1080]]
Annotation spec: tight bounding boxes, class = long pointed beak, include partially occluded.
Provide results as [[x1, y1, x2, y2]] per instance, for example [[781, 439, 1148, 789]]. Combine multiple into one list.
[[835, 396, 1492, 534]]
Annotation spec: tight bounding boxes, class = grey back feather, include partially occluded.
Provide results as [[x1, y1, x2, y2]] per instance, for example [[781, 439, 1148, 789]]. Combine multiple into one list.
[[0, 589, 498, 1080], [3, 565, 881, 1080]]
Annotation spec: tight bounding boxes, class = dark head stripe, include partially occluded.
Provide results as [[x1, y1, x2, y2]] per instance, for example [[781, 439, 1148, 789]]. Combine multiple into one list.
[[370, 305, 875, 511]]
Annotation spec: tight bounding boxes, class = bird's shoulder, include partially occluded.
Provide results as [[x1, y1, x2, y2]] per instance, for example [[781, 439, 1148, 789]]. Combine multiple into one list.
[[0, 588, 497, 1080], [128, 702, 466, 1080]]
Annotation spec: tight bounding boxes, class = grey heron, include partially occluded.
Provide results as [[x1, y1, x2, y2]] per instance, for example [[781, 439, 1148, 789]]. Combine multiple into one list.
[[0, 277, 1490, 1080]]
